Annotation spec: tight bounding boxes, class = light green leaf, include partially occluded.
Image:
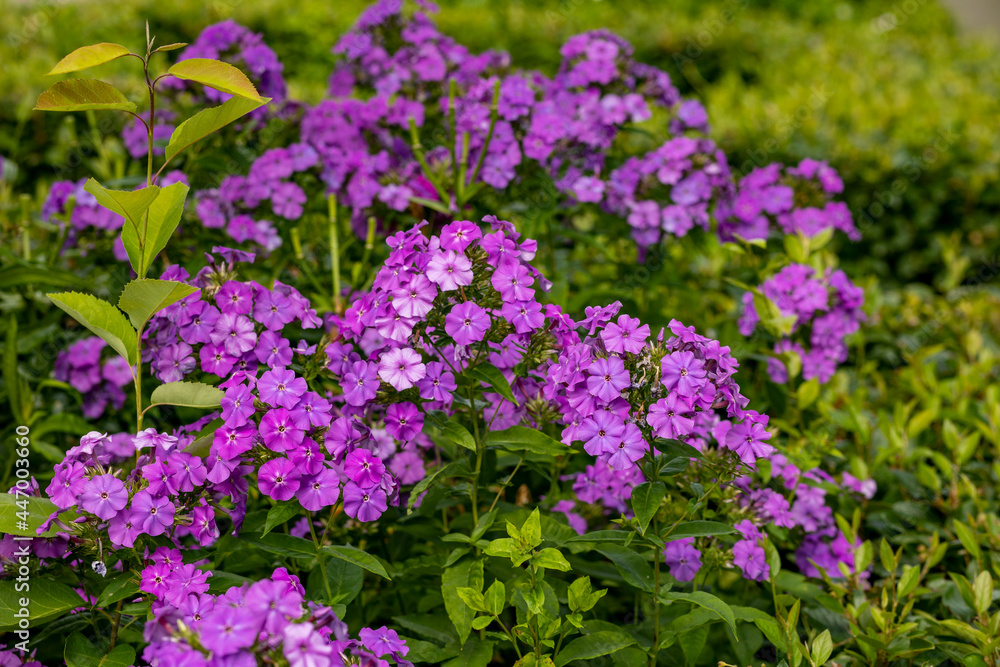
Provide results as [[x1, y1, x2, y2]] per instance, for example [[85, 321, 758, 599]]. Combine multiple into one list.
[[664, 521, 735, 541], [262, 500, 302, 537], [533, 547, 572, 571], [487, 425, 567, 457], [443, 558, 484, 645], [164, 95, 268, 164], [34, 79, 136, 113], [456, 586, 487, 612], [153, 42, 188, 53], [0, 494, 61, 537], [553, 630, 635, 666], [631, 481, 664, 535], [662, 590, 737, 634], [322, 545, 391, 580], [484, 580, 505, 616], [810, 629, 833, 666], [139, 182, 190, 275], [48, 43, 130, 75], [83, 178, 160, 272], [47, 292, 137, 366], [149, 381, 223, 410], [167, 58, 264, 101], [118, 279, 199, 330], [0, 579, 85, 631], [468, 363, 517, 405]]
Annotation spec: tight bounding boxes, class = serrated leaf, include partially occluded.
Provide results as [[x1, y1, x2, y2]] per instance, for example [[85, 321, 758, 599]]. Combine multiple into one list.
[[48, 43, 131, 75], [47, 292, 137, 366], [0, 579, 85, 631], [468, 363, 517, 405], [118, 279, 198, 330], [164, 95, 268, 163], [553, 630, 635, 666], [631, 481, 665, 535], [149, 381, 223, 409], [168, 58, 264, 101], [322, 545, 391, 580], [34, 79, 136, 113]]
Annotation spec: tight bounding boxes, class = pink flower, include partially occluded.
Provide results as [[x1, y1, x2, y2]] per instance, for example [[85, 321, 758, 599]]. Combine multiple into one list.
[[378, 347, 426, 391]]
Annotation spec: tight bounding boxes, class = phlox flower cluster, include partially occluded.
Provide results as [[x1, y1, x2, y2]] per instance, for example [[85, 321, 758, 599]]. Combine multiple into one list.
[[54, 337, 133, 419], [548, 308, 773, 472], [717, 159, 859, 243], [44, 429, 224, 550], [141, 563, 411, 666], [739, 264, 865, 383], [194, 143, 319, 251]]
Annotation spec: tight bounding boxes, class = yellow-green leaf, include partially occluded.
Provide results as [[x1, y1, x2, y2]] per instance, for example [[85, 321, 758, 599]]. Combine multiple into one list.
[[118, 279, 199, 330], [47, 292, 137, 366], [48, 43, 131, 75], [164, 95, 268, 164], [34, 79, 136, 113], [167, 58, 264, 101]]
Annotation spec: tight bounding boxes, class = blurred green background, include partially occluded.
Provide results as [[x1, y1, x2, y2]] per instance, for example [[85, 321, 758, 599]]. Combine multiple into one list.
[[2, 0, 998, 283]]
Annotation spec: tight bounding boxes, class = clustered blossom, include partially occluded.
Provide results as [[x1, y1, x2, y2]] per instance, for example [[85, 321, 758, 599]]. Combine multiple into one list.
[[141, 564, 411, 666], [54, 337, 133, 418], [194, 143, 319, 251], [739, 264, 865, 383], [717, 159, 859, 243], [735, 454, 875, 579]]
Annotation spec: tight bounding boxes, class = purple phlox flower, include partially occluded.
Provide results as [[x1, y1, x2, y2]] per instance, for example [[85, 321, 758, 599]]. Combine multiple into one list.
[[586, 356, 630, 403], [445, 301, 491, 345], [131, 490, 175, 537], [378, 347, 426, 391], [664, 537, 702, 582], [80, 474, 128, 520], [342, 480, 389, 522], [258, 367, 308, 409], [345, 448, 386, 488], [258, 457, 301, 501]]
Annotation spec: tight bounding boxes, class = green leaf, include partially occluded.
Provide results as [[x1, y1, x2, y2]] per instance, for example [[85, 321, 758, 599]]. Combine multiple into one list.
[[239, 532, 317, 559], [810, 629, 833, 666], [0, 579, 85, 631], [139, 181, 190, 275], [95, 572, 140, 608], [34, 79, 136, 113], [652, 438, 703, 460], [566, 530, 628, 544], [442, 638, 494, 667], [0, 494, 61, 537], [664, 521, 735, 541], [164, 95, 268, 164], [435, 418, 478, 452], [118, 279, 199, 329], [4, 317, 23, 423], [631, 482, 665, 535], [321, 545, 391, 580], [262, 501, 302, 537], [595, 545, 654, 592], [64, 632, 102, 667], [521, 508, 542, 548], [534, 547, 572, 571], [484, 580, 505, 616], [149, 381, 224, 410], [973, 571, 993, 615], [83, 178, 160, 271], [553, 630, 635, 666], [99, 645, 136, 667], [456, 587, 487, 612], [468, 363, 517, 405], [443, 558, 484, 645], [953, 520, 982, 562], [153, 42, 188, 53], [31, 413, 95, 440], [662, 591, 737, 634], [306, 558, 363, 606], [487, 425, 567, 457], [0, 266, 82, 289], [48, 43, 130, 75], [408, 461, 466, 511], [167, 58, 264, 101], [47, 292, 137, 366]]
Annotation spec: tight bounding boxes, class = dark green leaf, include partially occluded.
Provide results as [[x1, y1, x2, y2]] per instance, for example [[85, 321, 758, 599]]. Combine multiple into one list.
[[468, 363, 517, 405], [663, 521, 735, 541], [662, 590, 737, 634], [443, 558, 484, 645], [631, 482, 665, 535], [0, 579, 85, 631], [554, 630, 635, 666], [595, 545, 653, 592], [487, 425, 567, 457], [322, 545, 391, 580], [262, 501, 303, 537]]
